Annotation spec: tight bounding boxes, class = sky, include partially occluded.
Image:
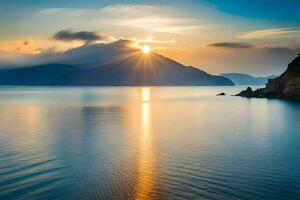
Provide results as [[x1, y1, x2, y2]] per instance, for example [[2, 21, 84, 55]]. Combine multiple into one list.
[[0, 0, 299, 75]]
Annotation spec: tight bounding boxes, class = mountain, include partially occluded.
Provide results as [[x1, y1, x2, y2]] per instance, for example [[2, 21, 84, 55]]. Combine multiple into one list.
[[0, 40, 234, 86], [220, 73, 276, 85], [236, 54, 300, 100]]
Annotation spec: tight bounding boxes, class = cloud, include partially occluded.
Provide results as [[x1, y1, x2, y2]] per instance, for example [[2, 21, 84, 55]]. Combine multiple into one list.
[[207, 41, 300, 54], [132, 37, 175, 44], [0, 39, 139, 68], [207, 42, 254, 49], [23, 40, 30, 46], [2, 39, 43, 54], [113, 16, 202, 34], [39, 4, 205, 35], [238, 28, 300, 39], [101, 4, 166, 15], [53, 30, 106, 43], [262, 45, 300, 55], [101, 4, 205, 34]]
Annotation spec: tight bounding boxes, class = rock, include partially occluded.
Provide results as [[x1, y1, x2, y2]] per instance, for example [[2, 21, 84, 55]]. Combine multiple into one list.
[[236, 54, 300, 101], [265, 54, 300, 98], [235, 87, 266, 98], [217, 92, 226, 96], [236, 87, 253, 97]]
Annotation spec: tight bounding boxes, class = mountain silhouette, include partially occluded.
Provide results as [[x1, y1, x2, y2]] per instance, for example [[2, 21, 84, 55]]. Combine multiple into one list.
[[0, 40, 234, 86], [221, 73, 276, 85]]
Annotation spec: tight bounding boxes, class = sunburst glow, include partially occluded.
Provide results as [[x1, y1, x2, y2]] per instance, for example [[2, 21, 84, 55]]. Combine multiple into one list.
[[142, 45, 151, 54]]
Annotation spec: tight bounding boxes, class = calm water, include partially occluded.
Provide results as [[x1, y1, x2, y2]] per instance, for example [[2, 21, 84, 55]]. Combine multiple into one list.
[[1, 86, 300, 200]]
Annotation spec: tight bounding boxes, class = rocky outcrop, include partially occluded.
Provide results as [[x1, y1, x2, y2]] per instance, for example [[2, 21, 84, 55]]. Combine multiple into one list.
[[236, 87, 266, 98], [236, 54, 300, 100], [265, 55, 300, 97]]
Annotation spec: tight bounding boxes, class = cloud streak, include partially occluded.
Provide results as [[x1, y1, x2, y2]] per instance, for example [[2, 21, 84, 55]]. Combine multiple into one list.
[[262, 45, 300, 55], [207, 42, 254, 49], [207, 41, 300, 54], [53, 30, 105, 43], [40, 4, 205, 34], [238, 28, 300, 39]]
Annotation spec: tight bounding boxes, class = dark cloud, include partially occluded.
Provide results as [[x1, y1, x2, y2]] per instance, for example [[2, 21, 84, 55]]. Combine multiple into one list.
[[263, 46, 300, 55], [208, 42, 255, 49], [53, 30, 104, 43], [208, 42, 300, 55]]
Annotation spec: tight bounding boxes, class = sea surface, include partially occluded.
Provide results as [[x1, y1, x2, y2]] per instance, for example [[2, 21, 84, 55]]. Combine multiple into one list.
[[0, 86, 300, 200]]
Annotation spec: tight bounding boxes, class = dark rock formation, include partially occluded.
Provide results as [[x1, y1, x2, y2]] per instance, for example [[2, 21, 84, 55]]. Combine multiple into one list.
[[236, 87, 253, 97], [236, 87, 266, 98], [265, 54, 300, 97], [217, 92, 226, 96], [236, 54, 300, 100]]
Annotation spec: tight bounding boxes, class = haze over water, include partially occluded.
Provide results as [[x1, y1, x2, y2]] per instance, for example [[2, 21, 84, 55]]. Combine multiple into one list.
[[1, 86, 300, 200]]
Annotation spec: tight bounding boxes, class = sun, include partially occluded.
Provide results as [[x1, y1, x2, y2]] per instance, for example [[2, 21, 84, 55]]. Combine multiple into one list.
[[142, 45, 151, 54]]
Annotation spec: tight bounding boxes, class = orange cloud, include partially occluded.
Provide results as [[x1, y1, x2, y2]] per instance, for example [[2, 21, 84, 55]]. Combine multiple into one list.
[[0, 38, 86, 55], [0, 39, 43, 54]]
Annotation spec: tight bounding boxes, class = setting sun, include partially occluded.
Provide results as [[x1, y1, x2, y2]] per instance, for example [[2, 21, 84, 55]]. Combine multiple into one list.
[[142, 45, 151, 54]]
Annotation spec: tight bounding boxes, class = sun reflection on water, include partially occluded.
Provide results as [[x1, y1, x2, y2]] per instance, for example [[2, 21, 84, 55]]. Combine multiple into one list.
[[135, 87, 155, 199], [141, 87, 151, 102]]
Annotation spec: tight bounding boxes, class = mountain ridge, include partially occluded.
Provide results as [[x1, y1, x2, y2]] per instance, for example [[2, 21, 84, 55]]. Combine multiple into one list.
[[221, 73, 276, 85], [0, 42, 234, 86]]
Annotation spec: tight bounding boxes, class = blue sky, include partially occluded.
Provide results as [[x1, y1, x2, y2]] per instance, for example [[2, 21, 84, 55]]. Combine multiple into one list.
[[2, 0, 299, 20], [0, 0, 299, 75], [206, 0, 300, 22], [2, 0, 300, 22]]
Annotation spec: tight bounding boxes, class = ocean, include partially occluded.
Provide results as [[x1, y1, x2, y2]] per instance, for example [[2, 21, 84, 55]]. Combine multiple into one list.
[[1, 86, 300, 200]]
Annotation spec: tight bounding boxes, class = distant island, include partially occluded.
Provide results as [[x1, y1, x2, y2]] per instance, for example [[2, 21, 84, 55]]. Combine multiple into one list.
[[0, 40, 233, 86], [236, 54, 300, 100], [221, 73, 276, 86]]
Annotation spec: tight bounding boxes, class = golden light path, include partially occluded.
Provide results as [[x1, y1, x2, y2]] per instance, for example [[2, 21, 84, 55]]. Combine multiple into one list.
[[135, 87, 155, 200], [141, 87, 151, 102]]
